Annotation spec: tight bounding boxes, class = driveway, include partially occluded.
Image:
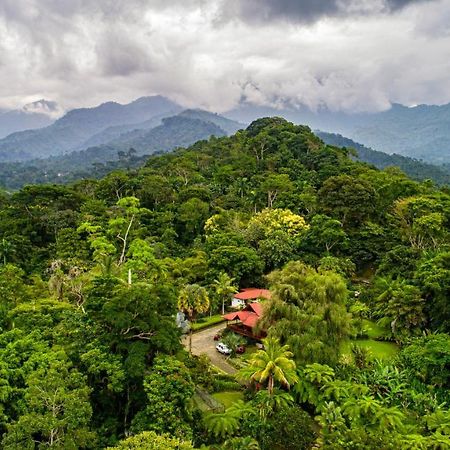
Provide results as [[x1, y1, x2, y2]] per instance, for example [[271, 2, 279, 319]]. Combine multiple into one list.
[[182, 323, 237, 374]]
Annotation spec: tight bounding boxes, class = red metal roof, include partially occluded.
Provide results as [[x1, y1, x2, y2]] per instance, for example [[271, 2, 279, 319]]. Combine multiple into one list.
[[222, 311, 241, 321], [242, 314, 259, 328], [234, 288, 271, 300], [222, 302, 265, 330], [246, 302, 263, 317]]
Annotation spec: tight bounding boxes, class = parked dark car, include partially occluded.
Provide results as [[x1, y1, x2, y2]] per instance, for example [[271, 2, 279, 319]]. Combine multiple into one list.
[[213, 333, 222, 341], [235, 345, 246, 354]]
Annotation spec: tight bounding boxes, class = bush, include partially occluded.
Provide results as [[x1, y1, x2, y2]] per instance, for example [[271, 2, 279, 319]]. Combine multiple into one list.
[[212, 379, 241, 392], [260, 406, 316, 450]]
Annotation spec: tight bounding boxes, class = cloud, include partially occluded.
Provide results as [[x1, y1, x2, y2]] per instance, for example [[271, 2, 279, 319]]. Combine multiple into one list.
[[0, 0, 449, 114], [217, 0, 432, 24]]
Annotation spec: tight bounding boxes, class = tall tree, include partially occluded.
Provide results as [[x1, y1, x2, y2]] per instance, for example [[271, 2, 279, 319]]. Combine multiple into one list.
[[260, 261, 351, 366], [177, 284, 210, 353], [212, 272, 238, 315]]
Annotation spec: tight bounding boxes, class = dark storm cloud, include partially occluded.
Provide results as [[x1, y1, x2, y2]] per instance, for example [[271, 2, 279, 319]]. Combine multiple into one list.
[[0, 0, 449, 113], [221, 0, 432, 23]]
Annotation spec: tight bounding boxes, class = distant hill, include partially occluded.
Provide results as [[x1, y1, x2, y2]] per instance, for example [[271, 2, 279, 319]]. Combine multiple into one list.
[[227, 102, 450, 164], [0, 96, 182, 162], [317, 131, 450, 185], [0, 112, 237, 189], [0, 100, 59, 138]]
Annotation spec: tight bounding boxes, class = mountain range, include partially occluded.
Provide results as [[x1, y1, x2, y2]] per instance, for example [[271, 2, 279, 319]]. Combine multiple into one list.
[[0, 96, 182, 161], [228, 102, 450, 164], [3, 95, 450, 164], [1, 94, 450, 189]]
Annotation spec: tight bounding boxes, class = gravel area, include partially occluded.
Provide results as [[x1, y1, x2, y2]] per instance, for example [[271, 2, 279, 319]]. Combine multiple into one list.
[[182, 323, 237, 374]]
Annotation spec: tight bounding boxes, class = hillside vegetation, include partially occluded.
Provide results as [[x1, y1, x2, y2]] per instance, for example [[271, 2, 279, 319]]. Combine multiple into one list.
[[318, 131, 450, 185], [0, 112, 242, 189], [0, 118, 448, 449]]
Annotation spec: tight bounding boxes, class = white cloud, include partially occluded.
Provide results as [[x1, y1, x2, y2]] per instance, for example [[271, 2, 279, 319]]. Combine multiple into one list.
[[0, 0, 449, 113]]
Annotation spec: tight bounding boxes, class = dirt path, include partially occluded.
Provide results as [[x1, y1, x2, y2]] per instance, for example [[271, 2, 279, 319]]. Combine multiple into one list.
[[182, 323, 237, 374]]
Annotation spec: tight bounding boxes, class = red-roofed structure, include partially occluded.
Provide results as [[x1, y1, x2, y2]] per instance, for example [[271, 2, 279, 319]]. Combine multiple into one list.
[[232, 288, 271, 308], [223, 302, 266, 341]]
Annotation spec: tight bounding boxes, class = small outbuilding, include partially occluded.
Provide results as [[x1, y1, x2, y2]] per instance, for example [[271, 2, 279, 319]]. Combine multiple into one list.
[[231, 288, 271, 309]]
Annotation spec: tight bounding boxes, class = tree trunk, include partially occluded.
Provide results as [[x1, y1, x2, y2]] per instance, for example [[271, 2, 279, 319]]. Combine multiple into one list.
[[222, 298, 225, 315], [268, 375, 274, 395]]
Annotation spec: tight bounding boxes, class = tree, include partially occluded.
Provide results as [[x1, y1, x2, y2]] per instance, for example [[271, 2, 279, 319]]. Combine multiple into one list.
[[260, 174, 294, 208], [204, 400, 256, 440], [305, 214, 348, 254], [415, 251, 450, 331], [177, 284, 210, 353], [108, 196, 148, 265], [238, 337, 298, 395], [2, 351, 95, 449], [131, 356, 195, 439], [212, 273, 238, 315], [318, 175, 376, 227], [258, 406, 316, 450], [0, 237, 15, 265], [400, 334, 450, 387], [374, 278, 426, 338], [261, 261, 351, 365], [178, 197, 210, 236], [207, 246, 264, 287], [107, 431, 194, 450]]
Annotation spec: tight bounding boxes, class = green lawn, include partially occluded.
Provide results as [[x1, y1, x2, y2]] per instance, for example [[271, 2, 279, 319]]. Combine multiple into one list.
[[212, 391, 244, 408], [192, 315, 225, 331], [362, 319, 389, 339], [341, 338, 399, 361], [356, 339, 399, 360]]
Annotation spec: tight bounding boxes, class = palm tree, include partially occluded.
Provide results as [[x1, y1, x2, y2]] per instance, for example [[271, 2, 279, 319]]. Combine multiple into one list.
[[238, 337, 298, 395], [177, 284, 210, 353], [204, 400, 255, 441], [221, 436, 260, 450], [253, 388, 294, 419], [204, 411, 240, 440], [212, 273, 237, 315]]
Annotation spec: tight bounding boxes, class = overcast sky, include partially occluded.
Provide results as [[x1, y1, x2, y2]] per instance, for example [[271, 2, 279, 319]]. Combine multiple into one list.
[[1, 0, 449, 113]]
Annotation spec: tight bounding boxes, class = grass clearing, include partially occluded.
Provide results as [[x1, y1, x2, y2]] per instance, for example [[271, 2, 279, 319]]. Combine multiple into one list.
[[357, 339, 399, 360], [341, 338, 399, 361], [192, 315, 225, 331], [362, 319, 389, 339], [212, 391, 244, 408]]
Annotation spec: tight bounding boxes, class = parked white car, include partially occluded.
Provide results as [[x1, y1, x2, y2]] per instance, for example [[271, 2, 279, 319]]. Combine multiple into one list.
[[216, 342, 232, 355]]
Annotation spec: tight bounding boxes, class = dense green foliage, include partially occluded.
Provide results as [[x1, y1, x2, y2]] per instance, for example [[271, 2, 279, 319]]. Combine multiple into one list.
[[0, 117, 448, 448]]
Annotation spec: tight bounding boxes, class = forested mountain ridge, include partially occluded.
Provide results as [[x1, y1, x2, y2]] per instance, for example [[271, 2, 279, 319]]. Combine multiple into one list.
[[228, 101, 450, 163], [0, 96, 182, 161], [0, 111, 242, 189], [317, 131, 450, 185], [0, 117, 448, 448]]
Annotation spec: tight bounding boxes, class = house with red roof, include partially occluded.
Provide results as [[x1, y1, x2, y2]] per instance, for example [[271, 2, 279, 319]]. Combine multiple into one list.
[[231, 288, 271, 309], [222, 302, 266, 341]]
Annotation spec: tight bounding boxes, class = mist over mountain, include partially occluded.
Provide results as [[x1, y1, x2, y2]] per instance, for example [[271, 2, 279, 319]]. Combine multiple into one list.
[[0, 100, 59, 139]]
